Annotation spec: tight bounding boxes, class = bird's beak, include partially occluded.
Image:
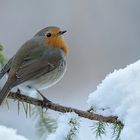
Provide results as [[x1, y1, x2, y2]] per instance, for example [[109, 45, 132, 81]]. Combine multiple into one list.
[[58, 30, 67, 35]]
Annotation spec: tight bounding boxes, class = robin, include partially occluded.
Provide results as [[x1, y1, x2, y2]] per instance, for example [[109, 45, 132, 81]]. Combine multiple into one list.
[[0, 26, 69, 105]]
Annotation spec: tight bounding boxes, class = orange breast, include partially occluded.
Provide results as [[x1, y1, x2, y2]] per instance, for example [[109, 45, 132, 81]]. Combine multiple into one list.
[[44, 36, 69, 55]]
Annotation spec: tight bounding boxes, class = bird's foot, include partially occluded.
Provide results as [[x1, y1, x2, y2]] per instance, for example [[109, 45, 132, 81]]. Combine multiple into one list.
[[36, 89, 51, 104]]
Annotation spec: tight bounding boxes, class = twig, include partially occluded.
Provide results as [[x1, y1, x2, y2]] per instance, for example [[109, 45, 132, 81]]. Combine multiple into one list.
[[8, 91, 124, 128]]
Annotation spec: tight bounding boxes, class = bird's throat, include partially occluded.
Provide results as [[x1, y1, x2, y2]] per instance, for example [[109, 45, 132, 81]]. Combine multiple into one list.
[[44, 36, 69, 55]]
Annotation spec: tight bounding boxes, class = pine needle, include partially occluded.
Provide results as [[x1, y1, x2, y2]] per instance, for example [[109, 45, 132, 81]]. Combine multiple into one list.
[[66, 117, 80, 140], [91, 121, 107, 139], [31, 106, 57, 139], [111, 123, 122, 140]]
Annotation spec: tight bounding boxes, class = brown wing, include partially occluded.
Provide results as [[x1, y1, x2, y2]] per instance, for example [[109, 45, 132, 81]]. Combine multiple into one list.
[[15, 55, 63, 85]]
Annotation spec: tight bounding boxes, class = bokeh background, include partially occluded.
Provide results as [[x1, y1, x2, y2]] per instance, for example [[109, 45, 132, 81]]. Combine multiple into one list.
[[0, 0, 140, 139]]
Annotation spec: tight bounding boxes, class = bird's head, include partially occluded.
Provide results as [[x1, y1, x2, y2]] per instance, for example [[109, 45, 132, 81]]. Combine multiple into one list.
[[35, 26, 69, 55]]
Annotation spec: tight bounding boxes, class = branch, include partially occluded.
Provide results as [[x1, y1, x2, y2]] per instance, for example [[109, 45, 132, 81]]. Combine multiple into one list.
[[8, 91, 123, 127]]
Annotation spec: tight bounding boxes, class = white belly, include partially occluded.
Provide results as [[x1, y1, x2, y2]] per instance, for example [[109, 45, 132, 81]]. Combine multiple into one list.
[[19, 61, 66, 90]]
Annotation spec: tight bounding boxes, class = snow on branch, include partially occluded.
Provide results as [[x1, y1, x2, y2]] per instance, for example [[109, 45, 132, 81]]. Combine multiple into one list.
[[88, 60, 140, 140], [7, 91, 123, 128], [46, 112, 80, 140]]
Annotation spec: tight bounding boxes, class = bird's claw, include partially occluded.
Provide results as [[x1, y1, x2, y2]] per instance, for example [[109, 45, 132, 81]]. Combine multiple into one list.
[[36, 89, 51, 103]]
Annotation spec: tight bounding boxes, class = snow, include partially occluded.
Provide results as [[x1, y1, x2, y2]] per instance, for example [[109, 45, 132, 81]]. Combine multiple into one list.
[[0, 125, 29, 140], [88, 60, 140, 140], [46, 112, 80, 140]]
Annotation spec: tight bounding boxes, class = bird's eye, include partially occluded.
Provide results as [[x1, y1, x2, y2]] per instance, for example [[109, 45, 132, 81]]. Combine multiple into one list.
[[46, 32, 52, 37]]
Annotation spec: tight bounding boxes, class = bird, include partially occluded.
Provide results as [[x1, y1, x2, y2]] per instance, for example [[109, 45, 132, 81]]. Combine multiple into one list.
[[0, 26, 69, 105]]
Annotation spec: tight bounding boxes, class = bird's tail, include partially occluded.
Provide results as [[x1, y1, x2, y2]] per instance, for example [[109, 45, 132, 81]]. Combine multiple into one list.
[[0, 82, 11, 105]]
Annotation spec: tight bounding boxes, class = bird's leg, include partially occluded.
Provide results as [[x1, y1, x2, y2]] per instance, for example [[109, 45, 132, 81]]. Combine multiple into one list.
[[36, 89, 51, 103]]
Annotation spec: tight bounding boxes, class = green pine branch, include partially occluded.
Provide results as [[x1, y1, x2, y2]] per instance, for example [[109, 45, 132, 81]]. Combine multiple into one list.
[[32, 106, 57, 139], [111, 123, 122, 140], [66, 117, 80, 140], [91, 121, 107, 139], [0, 43, 8, 68]]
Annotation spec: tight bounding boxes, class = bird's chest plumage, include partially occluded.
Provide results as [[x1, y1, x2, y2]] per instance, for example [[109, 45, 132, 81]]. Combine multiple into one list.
[[20, 60, 66, 90]]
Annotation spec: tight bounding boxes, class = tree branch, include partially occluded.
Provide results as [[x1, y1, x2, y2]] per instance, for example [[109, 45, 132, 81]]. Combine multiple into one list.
[[8, 91, 123, 127]]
